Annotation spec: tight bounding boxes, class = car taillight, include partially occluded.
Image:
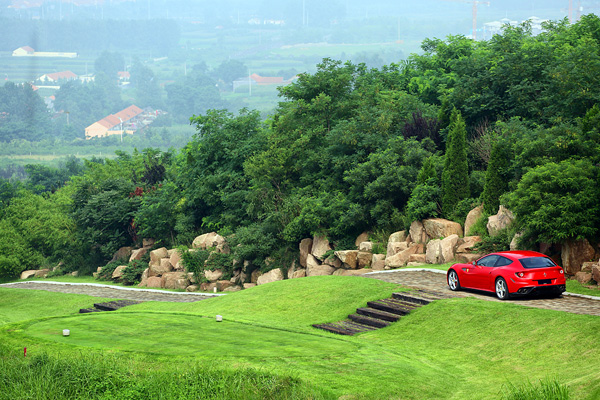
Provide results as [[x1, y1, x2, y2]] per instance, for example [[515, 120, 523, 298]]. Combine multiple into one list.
[[515, 272, 525, 278]]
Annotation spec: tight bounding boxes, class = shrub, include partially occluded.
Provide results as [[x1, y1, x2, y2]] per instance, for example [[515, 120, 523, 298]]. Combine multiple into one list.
[[121, 259, 148, 285], [96, 260, 122, 281], [179, 247, 210, 283], [467, 213, 490, 237], [474, 227, 515, 253]]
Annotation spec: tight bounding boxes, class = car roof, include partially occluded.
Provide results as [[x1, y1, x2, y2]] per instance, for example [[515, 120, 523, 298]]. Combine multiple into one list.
[[493, 250, 549, 260]]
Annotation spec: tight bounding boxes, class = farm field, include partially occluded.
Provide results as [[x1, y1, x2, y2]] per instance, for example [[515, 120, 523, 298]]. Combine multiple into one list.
[[1, 276, 599, 399]]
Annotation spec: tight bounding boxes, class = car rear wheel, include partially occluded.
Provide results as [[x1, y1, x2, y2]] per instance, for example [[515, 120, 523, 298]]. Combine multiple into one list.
[[448, 270, 461, 291], [495, 277, 510, 300]]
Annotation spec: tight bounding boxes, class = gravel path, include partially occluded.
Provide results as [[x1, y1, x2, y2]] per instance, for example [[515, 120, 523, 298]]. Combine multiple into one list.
[[0, 281, 221, 302], [364, 269, 600, 317]]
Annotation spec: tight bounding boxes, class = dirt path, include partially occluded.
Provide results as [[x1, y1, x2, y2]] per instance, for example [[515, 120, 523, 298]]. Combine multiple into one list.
[[364, 269, 600, 317], [0, 281, 219, 302]]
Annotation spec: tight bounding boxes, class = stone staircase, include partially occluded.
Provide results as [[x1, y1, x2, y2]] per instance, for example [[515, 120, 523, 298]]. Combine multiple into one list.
[[312, 289, 452, 336], [79, 300, 142, 313]]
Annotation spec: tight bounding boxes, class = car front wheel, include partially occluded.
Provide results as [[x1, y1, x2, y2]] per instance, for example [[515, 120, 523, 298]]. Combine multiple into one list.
[[495, 277, 510, 300], [448, 270, 461, 291]]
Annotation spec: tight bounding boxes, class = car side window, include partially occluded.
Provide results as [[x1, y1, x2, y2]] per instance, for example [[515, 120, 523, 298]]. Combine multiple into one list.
[[494, 256, 512, 267], [477, 255, 499, 267]]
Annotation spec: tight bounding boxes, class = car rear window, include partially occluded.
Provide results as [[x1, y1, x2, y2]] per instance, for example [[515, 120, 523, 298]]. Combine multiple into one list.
[[519, 257, 557, 269]]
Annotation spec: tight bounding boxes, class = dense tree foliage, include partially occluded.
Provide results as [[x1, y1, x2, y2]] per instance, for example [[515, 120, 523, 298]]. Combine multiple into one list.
[[2, 16, 600, 277]]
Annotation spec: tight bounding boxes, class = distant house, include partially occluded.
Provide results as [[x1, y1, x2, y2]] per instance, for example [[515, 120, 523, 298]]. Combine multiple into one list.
[[12, 46, 35, 56], [117, 71, 130, 81], [12, 46, 77, 58], [85, 105, 145, 139], [232, 73, 297, 92], [38, 71, 78, 83]]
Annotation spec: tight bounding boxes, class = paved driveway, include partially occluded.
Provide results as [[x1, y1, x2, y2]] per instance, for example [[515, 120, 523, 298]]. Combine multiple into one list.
[[364, 270, 600, 317]]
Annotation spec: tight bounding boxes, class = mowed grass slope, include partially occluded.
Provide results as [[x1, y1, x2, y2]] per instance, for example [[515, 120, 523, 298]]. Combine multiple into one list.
[[1, 276, 599, 399]]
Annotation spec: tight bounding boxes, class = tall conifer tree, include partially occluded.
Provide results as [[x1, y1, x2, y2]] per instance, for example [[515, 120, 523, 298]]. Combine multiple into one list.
[[482, 139, 511, 215], [441, 108, 469, 217]]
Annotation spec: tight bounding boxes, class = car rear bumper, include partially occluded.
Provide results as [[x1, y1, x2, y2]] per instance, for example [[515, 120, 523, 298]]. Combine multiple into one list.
[[513, 284, 566, 296]]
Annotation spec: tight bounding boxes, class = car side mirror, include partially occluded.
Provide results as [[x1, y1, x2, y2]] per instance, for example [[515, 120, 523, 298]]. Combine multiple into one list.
[[472, 261, 476, 266]]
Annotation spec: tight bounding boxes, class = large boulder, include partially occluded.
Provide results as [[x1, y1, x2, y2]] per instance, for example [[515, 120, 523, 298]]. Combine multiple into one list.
[[581, 262, 596, 273], [388, 230, 408, 244], [257, 268, 285, 285], [306, 264, 335, 276], [592, 265, 600, 284], [149, 259, 173, 277], [34, 269, 50, 278], [333, 269, 373, 276], [409, 221, 428, 244], [561, 239, 597, 275], [510, 232, 523, 251], [251, 269, 262, 283], [357, 251, 372, 268], [299, 238, 313, 267], [129, 247, 149, 262], [169, 250, 183, 270], [146, 276, 164, 288], [456, 236, 482, 253], [423, 218, 463, 239], [387, 242, 409, 258], [163, 272, 190, 290], [487, 206, 515, 236], [323, 255, 342, 268], [574, 272, 593, 285], [386, 244, 424, 268], [150, 247, 168, 263], [205, 269, 224, 282], [359, 242, 373, 252], [112, 265, 128, 280], [138, 268, 149, 287], [464, 205, 483, 236], [408, 254, 427, 264], [355, 232, 370, 247], [111, 246, 133, 262], [335, 250, 359, 269], [371, 254, 386, 271], [312, 235, 332, 260], [426, 234, 460, 264], [20, 270, 37, 280], [290, 269, 306, 279], [192, 232, 226, 250]]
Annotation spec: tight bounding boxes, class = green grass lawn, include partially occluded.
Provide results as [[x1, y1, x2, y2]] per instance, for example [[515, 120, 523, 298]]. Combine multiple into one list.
[[1, 275, 599, 399]]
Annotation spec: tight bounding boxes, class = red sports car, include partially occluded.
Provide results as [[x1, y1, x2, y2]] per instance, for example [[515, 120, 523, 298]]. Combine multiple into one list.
[[447, 250, 566, 300]]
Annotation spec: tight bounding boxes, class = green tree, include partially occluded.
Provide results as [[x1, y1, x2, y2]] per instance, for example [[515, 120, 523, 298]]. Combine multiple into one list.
[[481, 139, 512, 214], [441, 108, 469, 217], [506, 159, 600, 246]]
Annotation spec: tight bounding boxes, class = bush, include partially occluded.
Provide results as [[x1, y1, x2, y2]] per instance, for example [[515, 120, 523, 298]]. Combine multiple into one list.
[[96, 260, 122, 281], [467, 213, 490, 237], [121, 259, 148, 285], [179, 247, 210, 283], [474, 227, 515, 253]]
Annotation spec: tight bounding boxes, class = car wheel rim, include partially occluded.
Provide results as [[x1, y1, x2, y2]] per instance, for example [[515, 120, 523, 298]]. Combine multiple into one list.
[[496, 280, 506, 298], [449, 272, 457, 289]]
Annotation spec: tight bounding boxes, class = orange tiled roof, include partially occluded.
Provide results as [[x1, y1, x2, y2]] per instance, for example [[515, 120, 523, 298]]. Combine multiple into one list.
[[46, 70, 78, 81], [250, 73, 284, 84]]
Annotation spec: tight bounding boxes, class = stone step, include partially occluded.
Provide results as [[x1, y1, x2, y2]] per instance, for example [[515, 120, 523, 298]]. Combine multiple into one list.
[[367, 299, 415, 315], [93, 300, 142, 311], [313, 320, 375, 336], [79, 308, 103, 314], [392, 292, 433, 305], [348, 313, 391, 328], [356, 307, 402, 322]]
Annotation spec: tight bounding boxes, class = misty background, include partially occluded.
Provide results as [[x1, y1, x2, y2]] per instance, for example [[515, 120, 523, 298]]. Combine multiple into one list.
[[0, 0, 592, 164]]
